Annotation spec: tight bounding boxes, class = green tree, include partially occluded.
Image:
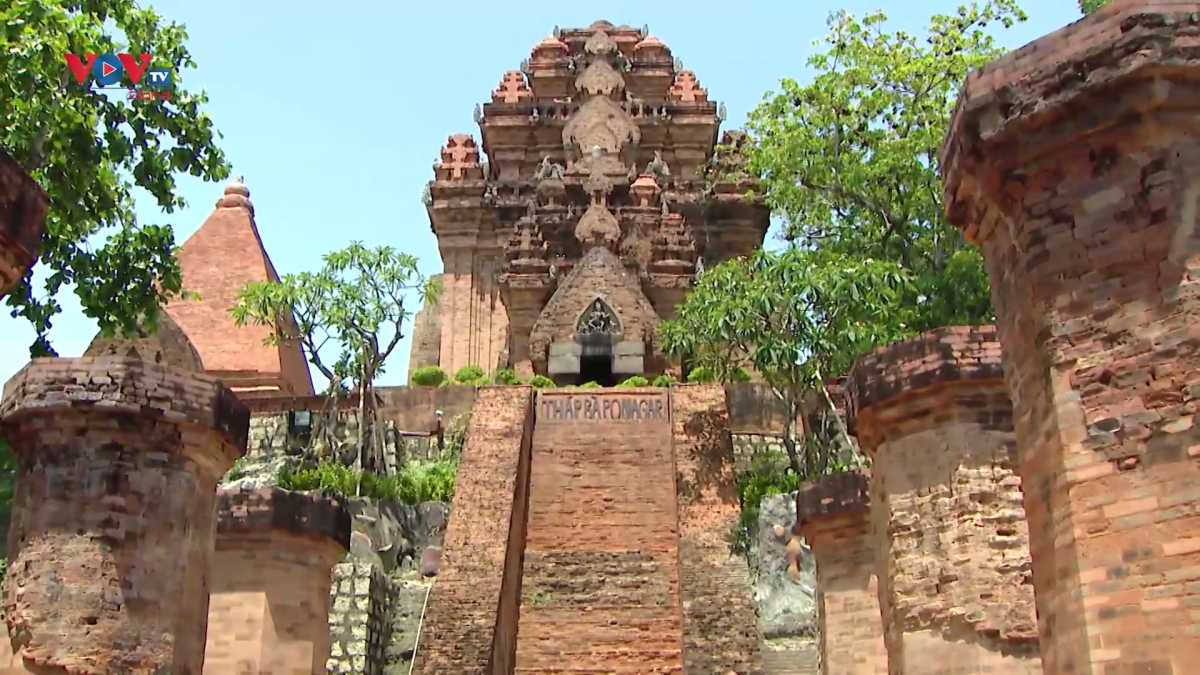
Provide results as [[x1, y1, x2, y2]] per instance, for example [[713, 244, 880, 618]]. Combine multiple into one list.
[[1079, 0, 1109, 13], [660, 247, 913, 477], [744, 2, 1024, 333], [231, 242, 439, 479], [2, 0, 230, 355]]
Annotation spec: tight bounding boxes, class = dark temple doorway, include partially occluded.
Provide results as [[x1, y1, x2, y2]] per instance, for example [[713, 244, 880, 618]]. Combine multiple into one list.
[[578, 333, 616, 386]]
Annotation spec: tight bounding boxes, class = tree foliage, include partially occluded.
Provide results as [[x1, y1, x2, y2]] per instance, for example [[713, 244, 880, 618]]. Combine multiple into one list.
[[744, 2, 1024, 334], [2, 0, 230, 355], [231, 242, 438, 477], [661, 247, 913, 477], [1079, 0, 1109, 13]]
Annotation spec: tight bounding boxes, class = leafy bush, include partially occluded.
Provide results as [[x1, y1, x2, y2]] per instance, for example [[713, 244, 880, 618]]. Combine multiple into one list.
[[529, 375, 555, 388], [395, 460, 457, 503], [277, 459, 457, 505], [616, 375, 649, 387], [410, 365, 448, 387], [651, 374, 677, 387], [493, 368, 523, 385], [728, 451, 799, 557], [577, 381, 601, 388], [454, 365, 488, 385]]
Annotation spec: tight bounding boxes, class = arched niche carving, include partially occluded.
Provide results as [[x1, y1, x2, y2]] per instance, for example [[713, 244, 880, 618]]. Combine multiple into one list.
[[575, 298, 621, 345]]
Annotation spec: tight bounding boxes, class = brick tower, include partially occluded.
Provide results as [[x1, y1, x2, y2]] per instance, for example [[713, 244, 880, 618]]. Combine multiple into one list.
[[0, 321, 249, 671], [0, 151, 47, 298], [409, 20, 770, 382], [941, 2, 1200, 669], [164, 177, 314, 399], [847, 326, 1040, 673]]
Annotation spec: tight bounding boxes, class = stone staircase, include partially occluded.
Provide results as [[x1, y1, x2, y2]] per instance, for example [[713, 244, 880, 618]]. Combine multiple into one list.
[[513, 388, 684, 674], [760, 645, 820, 674]]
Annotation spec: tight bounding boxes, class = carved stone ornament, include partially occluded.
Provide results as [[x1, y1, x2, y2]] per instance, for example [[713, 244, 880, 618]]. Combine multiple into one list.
[[575, 202, 620, 248], [577, 298, 619, 336], [532, 155, 566, 181], [584, 29, 617, 55], [575, 60, 625, 98], [563, 97, 640, 159]]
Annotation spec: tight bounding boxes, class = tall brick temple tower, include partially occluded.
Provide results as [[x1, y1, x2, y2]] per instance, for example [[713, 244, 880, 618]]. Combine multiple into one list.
[[408, 21, 770, 383]]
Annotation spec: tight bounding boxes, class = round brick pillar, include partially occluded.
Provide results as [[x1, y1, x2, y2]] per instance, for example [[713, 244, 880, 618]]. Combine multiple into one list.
[[204, 487, 350, 674], [941, 3, 1200, 670], [795, 471, 887, 675], [0, 356, 249, 672], [0, 151, 48, 298], [847, 326, 1040, 674]]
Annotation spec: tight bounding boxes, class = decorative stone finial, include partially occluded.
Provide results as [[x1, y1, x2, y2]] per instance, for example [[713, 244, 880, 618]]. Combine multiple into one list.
[[215, 175, 253, 211], [83, 310, 204, 371]]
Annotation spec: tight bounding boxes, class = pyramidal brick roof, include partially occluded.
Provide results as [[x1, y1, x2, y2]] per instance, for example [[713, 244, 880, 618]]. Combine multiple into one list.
[[164, 178, 314, 398]]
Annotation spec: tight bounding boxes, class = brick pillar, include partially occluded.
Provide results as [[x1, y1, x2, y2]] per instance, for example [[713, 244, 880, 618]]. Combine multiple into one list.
[[0, 356, 249, 672], [941, 3, 1200, 671], [204, 487, 351, 674], [795, 471, 887, 675], [847, 326, 1040, 674], [0, 150, 48, 297]]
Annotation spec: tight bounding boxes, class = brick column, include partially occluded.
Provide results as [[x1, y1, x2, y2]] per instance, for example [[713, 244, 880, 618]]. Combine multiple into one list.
[[795, 471, 887, 675], [204, 487, 351, 674], [0, 150, 48, 297], [941, 2, 1200, 670], [0, 356, 249, 672], [847, 326, 1040, 673]]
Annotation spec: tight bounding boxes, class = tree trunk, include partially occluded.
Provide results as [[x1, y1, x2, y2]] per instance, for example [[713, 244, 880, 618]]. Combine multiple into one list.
[[782, 417, 805, 478]]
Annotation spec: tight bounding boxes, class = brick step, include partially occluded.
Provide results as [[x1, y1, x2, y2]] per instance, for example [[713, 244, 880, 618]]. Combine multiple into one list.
[[524, 532, 680, 549], [514, 650, 685, 671], [760, 646, 820, 674], [515, 668, 683, 674], [523, 559, 663, 576]]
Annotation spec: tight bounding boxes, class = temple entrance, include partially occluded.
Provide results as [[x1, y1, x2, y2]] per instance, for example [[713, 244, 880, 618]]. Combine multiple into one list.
[[578, 334, 616, 386], [576, 299, 619, 387]]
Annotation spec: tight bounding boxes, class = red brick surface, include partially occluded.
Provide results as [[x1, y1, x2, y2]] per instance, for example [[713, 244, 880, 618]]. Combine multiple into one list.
[[205, 488, 349, 674], [514, 388, 684, 673], [942, 4, 1200, 671], [671, 384, 764, 674], [0, 151, 47, 298], [849, 330, 1040, 674], [165, 180, 314, 397], [411, 386, 534, 674], [0, 356, 249, 673]]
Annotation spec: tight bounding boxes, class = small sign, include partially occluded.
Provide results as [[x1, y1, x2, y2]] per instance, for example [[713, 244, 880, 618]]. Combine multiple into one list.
[[540, 393, 667, 422]]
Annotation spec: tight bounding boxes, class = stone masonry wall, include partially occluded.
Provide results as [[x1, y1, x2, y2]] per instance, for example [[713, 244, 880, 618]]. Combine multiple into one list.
[[796, 471, 887, 675], [672, 383, 764, 674], [848, 327, 1039, 674], [940, 4, 1200, 671], [204, 488, 350, 674], [410, 386, 533, 673], [327, 562, 392, 675], [514, 388, 683, 673], [0, 356, 248, 673], [0, 150, 47, 298]]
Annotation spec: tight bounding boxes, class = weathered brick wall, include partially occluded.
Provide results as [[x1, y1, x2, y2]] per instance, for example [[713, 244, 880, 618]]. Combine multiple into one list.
[[410, 386, 533, 673], [491, 387, 534, 672], [0, 356, 248, 672], [514, 389, 684, 673], [795, 471, 886, 675], [0, 150, 47, 297], [327, 562, 392, 675], [204, 488, 350, 674], [941, 4, 1200, 670], [847, 327, 1040, 673], [407, 272, 443, 371], [732, 432, 788, 475], [671, 384, 764, 674]]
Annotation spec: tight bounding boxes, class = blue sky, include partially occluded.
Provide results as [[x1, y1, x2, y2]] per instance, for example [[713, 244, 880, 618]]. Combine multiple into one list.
[[0, 0, 1083, 387]]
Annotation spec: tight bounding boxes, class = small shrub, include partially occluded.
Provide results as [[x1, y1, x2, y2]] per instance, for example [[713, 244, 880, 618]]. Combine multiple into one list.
[[454, 365, 488, 385], [395, 459, 458, 504], [577, 381, 601, 389], [493, 368, 523, 385], [729, 451, 798, 557], [651, 374, 677, 387], [616, 375, 649, 388], [277, 461, 359, 497], [687, 366, 714, 383], [529, 375, 555, 388], [410, 365, 448, 387], [360, 470, 402, 501], [729, 367, 752, 382]]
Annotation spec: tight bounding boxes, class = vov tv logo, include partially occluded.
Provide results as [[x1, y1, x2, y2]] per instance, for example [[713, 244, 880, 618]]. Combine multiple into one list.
[[64, 53, 174, 101]]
